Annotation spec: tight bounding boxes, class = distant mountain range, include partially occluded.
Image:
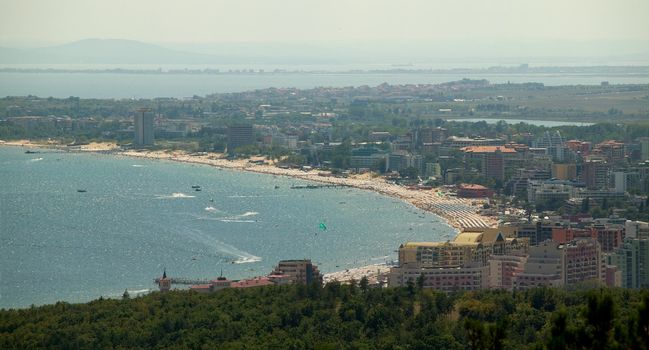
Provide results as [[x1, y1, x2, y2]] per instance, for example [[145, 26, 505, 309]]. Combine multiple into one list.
[[0, 39, 226, 64]]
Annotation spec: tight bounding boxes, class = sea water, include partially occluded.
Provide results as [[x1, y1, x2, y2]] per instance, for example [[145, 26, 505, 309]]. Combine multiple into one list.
[[2, 71, 648, 98], [0, 147, 454, 308]]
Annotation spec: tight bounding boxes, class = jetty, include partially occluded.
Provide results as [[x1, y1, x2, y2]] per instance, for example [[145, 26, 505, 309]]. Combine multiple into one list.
[[154, 277, 212, 285]]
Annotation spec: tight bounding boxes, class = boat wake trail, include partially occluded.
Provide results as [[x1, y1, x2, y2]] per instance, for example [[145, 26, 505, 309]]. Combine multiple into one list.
[[128, 289, 151, 295], [195, 210, 259, 223], [182, 228, 261, 264], [218, 211, 259, 223], [131, 164, 145, 167], [227, 195, 289, 198], [157, 192, 196, 199]]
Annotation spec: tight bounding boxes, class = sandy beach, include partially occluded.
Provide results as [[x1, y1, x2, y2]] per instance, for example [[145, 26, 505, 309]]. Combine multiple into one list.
[[323, 263, 391, 285], [118, 148, 497, 231]]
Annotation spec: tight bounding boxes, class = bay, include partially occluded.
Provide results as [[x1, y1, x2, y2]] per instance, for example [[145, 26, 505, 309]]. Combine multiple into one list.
[[2, 71, 649, 99], [0, 147, 453, 308]]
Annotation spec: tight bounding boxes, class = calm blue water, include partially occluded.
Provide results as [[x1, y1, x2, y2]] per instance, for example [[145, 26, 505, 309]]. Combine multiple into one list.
[[445, 118, 593, 127], [1, 71, 648, 98], [0, 147, 453, 308]]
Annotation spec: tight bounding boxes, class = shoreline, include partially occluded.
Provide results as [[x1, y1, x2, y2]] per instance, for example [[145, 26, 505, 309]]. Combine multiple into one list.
[[118, 149, 496, 231]]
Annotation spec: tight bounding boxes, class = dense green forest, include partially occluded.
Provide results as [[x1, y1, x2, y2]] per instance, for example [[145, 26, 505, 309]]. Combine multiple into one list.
[[1, 283, 648, 349]]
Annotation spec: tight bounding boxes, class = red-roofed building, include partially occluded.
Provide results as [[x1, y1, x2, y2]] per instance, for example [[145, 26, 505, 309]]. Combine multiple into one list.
[[189, 276, 232, 293], [594, 140, 626, 164], [231, 277, 274, 289], [566, 140, 591, 156], [189, 284, 213, 294], [461, 146, 517, 154], [457, 183, 495, 198], [209, 277, 232, 291], [268, 274, 292, 285]]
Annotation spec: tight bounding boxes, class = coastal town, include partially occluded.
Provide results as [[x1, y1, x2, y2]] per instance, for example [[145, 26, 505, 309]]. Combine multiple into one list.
[[4, 1, 649, 347], [3, 81, 648, 293]]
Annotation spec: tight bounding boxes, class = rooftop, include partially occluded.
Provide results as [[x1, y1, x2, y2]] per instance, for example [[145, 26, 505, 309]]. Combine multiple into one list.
[[461, 146, 517, 154], [453, 231, 484, 243], [231, 277, 274, 288], [458, 183, 489, 190]]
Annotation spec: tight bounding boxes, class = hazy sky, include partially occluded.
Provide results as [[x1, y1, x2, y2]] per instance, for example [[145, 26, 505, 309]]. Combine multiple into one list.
[[1, 0, 648, 47]]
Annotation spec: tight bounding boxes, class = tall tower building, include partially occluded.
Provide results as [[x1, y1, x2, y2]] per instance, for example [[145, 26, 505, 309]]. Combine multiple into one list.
[[639, 137, 649, 161], [612, 221, 649, 288], [227, 124, 254, 153], [134, 108, 154, 147], [581, 158, 609, 189]]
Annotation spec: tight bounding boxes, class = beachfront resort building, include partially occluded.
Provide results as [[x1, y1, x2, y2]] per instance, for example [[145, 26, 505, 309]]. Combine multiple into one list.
[[390, 225, 607, 291], [456, 183, 494, 198], [389, 228, 528, 292], [271, 259, 323, 285], [510, 238, 605, 290]]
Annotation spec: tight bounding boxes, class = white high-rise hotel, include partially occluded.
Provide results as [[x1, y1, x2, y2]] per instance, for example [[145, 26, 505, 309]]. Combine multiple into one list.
[[134, 109, 154, 147]]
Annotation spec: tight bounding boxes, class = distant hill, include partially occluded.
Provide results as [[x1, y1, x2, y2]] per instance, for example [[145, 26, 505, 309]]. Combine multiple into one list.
[[0, 39, 225, 64], [1, 38, 648, 66]]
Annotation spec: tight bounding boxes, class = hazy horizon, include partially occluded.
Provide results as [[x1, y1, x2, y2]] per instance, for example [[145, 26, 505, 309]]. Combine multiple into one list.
[[1, 37, 648, 67], [1, 0, 648, 66]]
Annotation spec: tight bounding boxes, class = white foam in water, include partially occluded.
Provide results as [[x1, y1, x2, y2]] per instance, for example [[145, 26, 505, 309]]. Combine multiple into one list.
[[28, 157, 44, 162], [233, 256, 262, 264], [157, 192, 196, 199], [204, 206, 219, 212], [227, 195, 288, 198], [131, 164, 145, 167], [370, 255, 390, 261], [182, 228, 261, 264], [128, 289, 151, 295], [213, 211, 259, 223]]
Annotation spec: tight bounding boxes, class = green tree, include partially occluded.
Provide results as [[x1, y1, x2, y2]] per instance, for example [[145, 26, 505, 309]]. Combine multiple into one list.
[[417, 273, 425, 290], [331, 141, 351, 169], [581, 197, 590, 213], [359, 276, 369, 293], [585, 291, 615, 349]]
